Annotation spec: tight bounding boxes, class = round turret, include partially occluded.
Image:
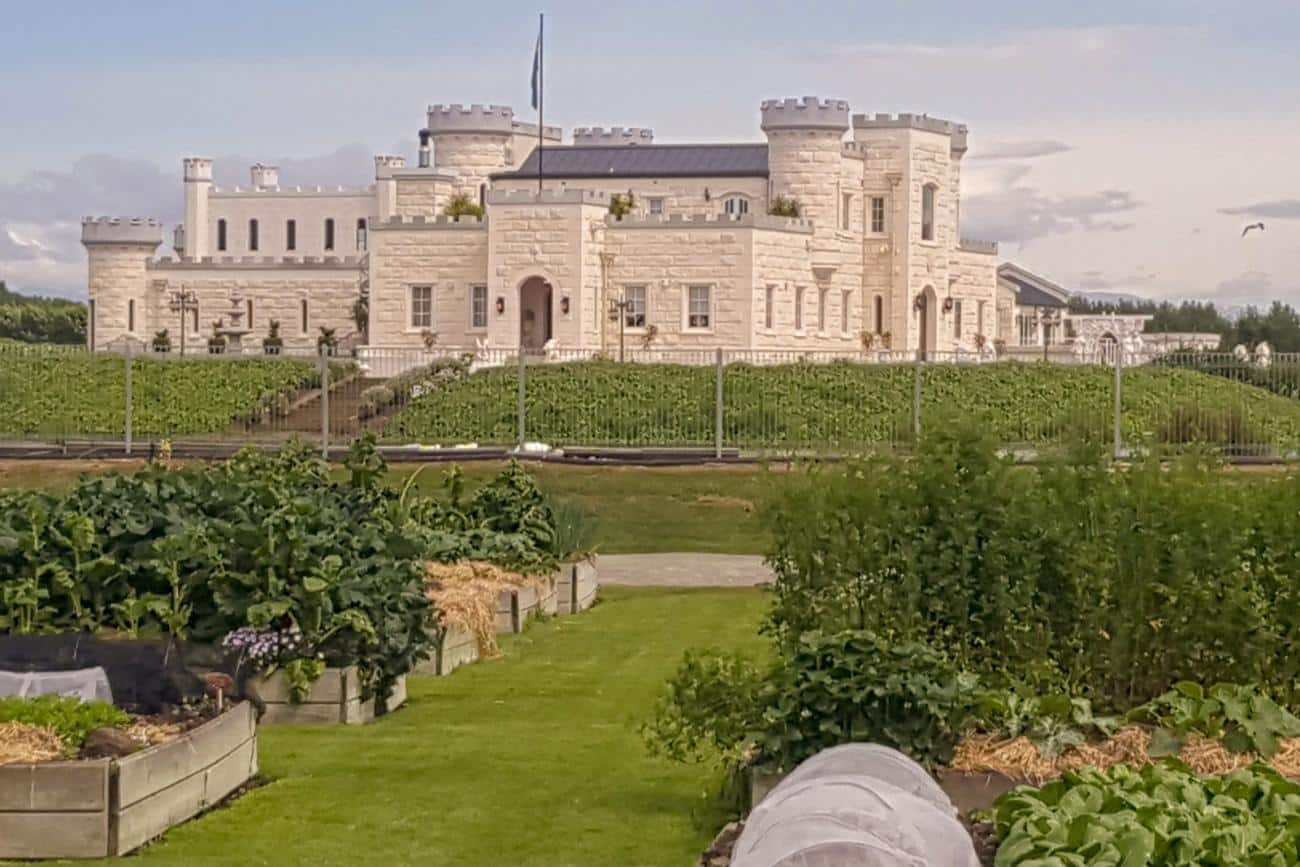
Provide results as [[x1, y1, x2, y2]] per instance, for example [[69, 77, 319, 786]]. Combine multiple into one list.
[[760, 97, 850, 133], [761, 98, 850, 232], [424, 104, 516, 195], [572, 127, 654, 146], [81, 218, 163, 350]]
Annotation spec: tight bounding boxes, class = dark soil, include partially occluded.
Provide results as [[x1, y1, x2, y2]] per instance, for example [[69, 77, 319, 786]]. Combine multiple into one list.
[[967, 819, 998, 866]]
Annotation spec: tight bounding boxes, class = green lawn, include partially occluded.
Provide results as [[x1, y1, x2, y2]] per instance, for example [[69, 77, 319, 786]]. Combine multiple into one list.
[[78, 586, 767, 867], [0, 461, 773, 555]]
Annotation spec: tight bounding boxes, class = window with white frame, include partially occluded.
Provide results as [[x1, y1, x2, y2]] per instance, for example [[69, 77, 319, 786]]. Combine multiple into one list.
[[410, 285, 433, 329], [794, 287, 805, 331], [722, 196, 749, 217], [841, 291, 852, 334], [647, 197, 664, 216], [686, 285, 711, 329], [871, 197, 886, 234], [624, 285, 647, 328], [921, 184, 937, 241], [817, 288, 828, 332], [470, 285, 488, 329], [953, 299, 963, 339], [764, 285, 775, 330], [841, 192, 852, 231]]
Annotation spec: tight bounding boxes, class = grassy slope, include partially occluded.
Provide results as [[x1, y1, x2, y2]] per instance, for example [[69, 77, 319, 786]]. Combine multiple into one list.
[[76, 587, 767, 867], [383, 361, 1300, 448], [0, 349, 320, 436], [0, 461, 772, 555]]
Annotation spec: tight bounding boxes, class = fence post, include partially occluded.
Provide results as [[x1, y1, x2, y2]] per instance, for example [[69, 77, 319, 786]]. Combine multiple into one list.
[[912, 352, 923, 441], [1112, 348, 1123, 460], [319, 347, 330, 459], [714, 347, 724, 460], [123, 343, 133, 456], [517, 348, 526, 449]]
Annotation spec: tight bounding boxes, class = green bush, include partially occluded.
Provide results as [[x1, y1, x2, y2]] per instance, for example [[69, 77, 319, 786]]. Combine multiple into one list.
[[0, 695, 130, 751]]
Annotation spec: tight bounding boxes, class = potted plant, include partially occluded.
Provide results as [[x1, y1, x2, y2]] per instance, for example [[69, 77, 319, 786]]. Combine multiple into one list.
[[639, 323, 660, 350], [860, 330, 876, 352], [767, 195, 801, 218], [207, 320, 226, 354], [421, 329, 439, 351], [263, 319, 284, 355], [881, 331, 893, 350], [316, 326, 338, 356], [151, 329, 172, 353], [443, 193, 485, 221], [609, 192, 635, 220]]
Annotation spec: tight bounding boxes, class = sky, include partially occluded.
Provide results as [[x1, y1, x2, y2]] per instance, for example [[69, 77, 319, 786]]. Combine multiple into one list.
[[2, 0, 1298, 306]]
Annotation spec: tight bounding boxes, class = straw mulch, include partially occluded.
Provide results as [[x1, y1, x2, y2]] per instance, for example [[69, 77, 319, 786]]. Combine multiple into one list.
[[0, 722, 64, 765], [951, 725, 1300, 783], [425, 560, 550, 658]]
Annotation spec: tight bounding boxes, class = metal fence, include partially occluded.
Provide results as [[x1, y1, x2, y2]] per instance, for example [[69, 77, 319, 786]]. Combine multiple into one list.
[[2, 341, 1298, 461]]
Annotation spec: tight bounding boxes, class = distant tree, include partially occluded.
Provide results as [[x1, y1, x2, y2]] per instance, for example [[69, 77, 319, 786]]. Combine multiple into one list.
[[1068, 296, 1232, 346], [0, 281, 88, 344], [1222, 302, 1300, 352]]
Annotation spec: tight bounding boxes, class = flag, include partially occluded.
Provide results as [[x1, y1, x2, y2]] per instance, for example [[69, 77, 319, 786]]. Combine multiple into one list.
[[530, 18, 542, 111]]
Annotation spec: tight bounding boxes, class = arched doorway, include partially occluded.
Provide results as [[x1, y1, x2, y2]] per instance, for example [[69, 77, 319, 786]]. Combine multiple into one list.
[[519, 276, 553, 351], [1098, 331, 1118, 366], [917, 286, 938, 360]]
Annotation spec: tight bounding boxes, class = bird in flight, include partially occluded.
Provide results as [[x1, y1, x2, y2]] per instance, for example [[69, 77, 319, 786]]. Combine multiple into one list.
[[1242, 222, 1266, 237]]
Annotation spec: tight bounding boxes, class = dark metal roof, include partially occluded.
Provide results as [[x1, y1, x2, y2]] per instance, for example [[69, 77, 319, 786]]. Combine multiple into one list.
[[1002, 273, 1068, 309], [494, 144, 769, 180]]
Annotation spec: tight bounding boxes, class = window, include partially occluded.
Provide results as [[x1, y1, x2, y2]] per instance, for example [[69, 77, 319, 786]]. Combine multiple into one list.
[[88, 300, 96, 349], [921, 184, 937, 241], [764, 285, 775, 330], [647, 197, 664, 216], [248, 219, 259, 252], [246, 299, 254, 329], [953, 299, 963, 339], [356, 218, 367, 252], [286, 220, 297, 251], [624, 285, 647, 329], [687, 285, 711, 329], [324, 219, 336, 251], [479, 184, 486, 210], [817, 288, 828, 332], [216, 219, 227, 251], [871, 197, 886, 234], [470, 285, 488, 329], [300, 299, 309, 334], [410, 285, 433, 329], [977, 300, 986, 336], [128, 299, 135, 333], [841, 192, 852, 231], [723, 196, 749, 217], [192, 307, 199, 332], [874, 295, 884, 335], [795, 287, 805, 331], [841, 291, 852, 334]]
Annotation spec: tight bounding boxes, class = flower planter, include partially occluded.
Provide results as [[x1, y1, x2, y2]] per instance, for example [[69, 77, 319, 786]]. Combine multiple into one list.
[[556, 557, 599, 615], [412, 625, 479, 677], [749, 764, 1030, 815], [251, 666, 406, 725], [0, 702, 258, 860]]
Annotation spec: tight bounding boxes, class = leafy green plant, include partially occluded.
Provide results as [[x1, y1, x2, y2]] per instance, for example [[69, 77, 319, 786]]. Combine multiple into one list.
[[262, 319, 284, 354], [767, 196, 801, 218], [993, 762, 1300, 866], [643, 648, 766, 768], [444, 193, 485, 220], [609, 192, 635, 219], [1129, 682, 1300, 759], [0, 696, 130, 751], [977, 692, 1121, 758], [547, 498, 597, 561], [151, 329, 172, 353]]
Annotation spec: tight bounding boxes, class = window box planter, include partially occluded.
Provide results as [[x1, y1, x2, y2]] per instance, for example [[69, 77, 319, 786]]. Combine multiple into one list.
[[250, 666, 406, 725], [0, 702, 258, 860], [555, 557, 599, 615], [412, 624, 479, 677]]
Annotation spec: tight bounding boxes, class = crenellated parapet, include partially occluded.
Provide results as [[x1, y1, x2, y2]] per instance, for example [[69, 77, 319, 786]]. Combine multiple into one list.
[[148, 255, 364, 269], [485, 188, 611, 206], [81, 217, 164, 246], [183, 158, 213, 182], [425, 104, 515, 136], [760, 97, 850, 133], [368, 215, 488, 231], [852, 113, 969, 152], [605, 212, 815, 234], [572, 127, 654, 146]]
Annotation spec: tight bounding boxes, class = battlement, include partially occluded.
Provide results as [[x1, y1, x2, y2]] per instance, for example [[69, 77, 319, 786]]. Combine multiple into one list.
[[485, 188, 611, 206], [605, 212, 814, 234], [183, 158, 213, 182], [210, 184, 376, 198], [572, 127, 655, 146], [81, 217, 164, 246], [426, 104, 515, 136], [369, 215, 488, 231], [841, 142, 868, 159], [375, 155, 407, 179], [760, 97, 850, 133], [148, 255, 363, 270], [512, 120, 564, 142], [250, 164, 279, 189], [852, 113, 969, 151]]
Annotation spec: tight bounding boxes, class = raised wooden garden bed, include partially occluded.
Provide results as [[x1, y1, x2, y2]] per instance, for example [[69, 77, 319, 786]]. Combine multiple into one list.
[[0, 701, 258, 860], [556, 558, 598, 615], [412, 625, 480, 677], [251, 666, 407, 725]]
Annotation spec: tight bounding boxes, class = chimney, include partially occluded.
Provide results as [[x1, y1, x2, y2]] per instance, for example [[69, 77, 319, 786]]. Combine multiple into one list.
[[418, 130, 432, 168]]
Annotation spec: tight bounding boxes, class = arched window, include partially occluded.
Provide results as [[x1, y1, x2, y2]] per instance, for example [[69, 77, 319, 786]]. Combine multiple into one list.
[[723, 196, 749, 217], [248, 219, 259, 252], [921, 184, 937, 241], [216, 219, 227, 251], [324, 219, 336, 251]]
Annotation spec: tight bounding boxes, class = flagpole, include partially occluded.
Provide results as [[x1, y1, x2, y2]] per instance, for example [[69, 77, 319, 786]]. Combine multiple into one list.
[[537, 12, 544, 194]]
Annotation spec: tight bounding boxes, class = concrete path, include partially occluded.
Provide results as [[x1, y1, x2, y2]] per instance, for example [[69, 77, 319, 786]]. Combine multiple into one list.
[[598, 553, 773, 587]]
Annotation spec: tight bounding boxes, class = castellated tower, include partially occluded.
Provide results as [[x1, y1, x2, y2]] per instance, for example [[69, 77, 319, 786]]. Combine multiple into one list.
[[425, 104, 515, 198], [81, 218, 163, 350], [182, 158, 213, 258], [761, 97, 850, 232]]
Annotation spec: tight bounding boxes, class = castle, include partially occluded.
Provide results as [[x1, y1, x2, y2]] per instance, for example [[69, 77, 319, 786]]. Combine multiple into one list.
[[82, 97, 1010, 360]]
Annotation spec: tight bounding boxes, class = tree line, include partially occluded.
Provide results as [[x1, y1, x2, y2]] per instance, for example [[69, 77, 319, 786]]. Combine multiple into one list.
[[1067, 296, 1300, 352], [0, 282, 87, 345]]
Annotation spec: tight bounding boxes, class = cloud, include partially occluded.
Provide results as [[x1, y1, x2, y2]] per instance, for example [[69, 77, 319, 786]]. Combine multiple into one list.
[[1218, 200, 1300, 220], [962, 164, 1141, 244], [968, 140, 1074, 161], [1216, 271, 1274, 297], [1075, 267, 1159, 291]]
